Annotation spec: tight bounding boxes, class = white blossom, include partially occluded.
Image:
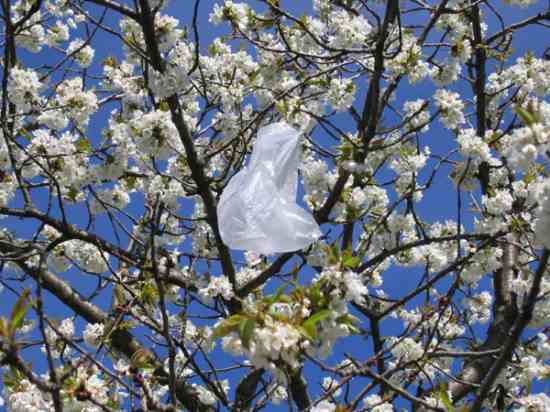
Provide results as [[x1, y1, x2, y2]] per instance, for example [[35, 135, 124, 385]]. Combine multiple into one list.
[[434, 89, 465, 129], [199, 275, 234, 301], [311, 400, 336, 412], [389, 337, 424, 362], [8, 66, 43, 111], [326, 77, 356, 112], [364, 394, 394, 412], [67, 38, 95, 68], [83, 323, 105, 348]]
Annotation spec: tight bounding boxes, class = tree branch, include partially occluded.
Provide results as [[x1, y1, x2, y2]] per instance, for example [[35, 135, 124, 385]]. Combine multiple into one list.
[[470, 249, 550, 411], [4, 255, 216, 412]]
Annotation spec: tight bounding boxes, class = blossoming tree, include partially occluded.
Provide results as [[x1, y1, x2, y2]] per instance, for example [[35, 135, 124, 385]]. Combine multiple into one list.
[[1, 0, 550, 411]]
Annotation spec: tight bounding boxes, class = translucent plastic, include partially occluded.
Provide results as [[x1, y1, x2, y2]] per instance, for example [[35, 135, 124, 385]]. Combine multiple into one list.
[[217, 122, 322, 254]]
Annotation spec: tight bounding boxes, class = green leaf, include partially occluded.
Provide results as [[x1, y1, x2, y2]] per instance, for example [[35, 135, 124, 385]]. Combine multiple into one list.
[[265, 284, 288, 305], [238, 318, 256, 349], [75, 138, 93, 153], [290, 283, 306, 300], [275, 99, 288, 116], [159, 101, 170, 112], [67, 186, 79, 202], [515, 106, 536, 126], [308, 283, 322, 308], [0, 317, 9, 338], [439, 385, 454, 412], [212, 315, 244, 340], [297, 326, 315, 340], [276, 295, 292, 304], [116, 320, 134, 332], [346, 324, 361, 335], [336, 313, 360, 333], [3, 365, 25, 390], [124, 175, 137, 190], [131, 348, 154, 370], [342, 253, 360, 269], [10, 289, 31, 335], [325, 243, 341, 265], [302, 309, 332, 340], [140, 282, 158, 305]]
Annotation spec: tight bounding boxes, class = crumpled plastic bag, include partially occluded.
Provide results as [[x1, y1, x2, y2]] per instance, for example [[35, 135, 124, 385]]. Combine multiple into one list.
[[217, 122, 322, 254]]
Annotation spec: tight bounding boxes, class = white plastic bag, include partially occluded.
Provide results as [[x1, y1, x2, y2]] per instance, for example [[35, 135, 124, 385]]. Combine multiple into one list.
[[217, 122, 321, 254]]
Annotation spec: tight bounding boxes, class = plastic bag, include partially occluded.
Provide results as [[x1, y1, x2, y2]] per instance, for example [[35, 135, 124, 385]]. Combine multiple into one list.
[[217, 122, 322, 254]]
